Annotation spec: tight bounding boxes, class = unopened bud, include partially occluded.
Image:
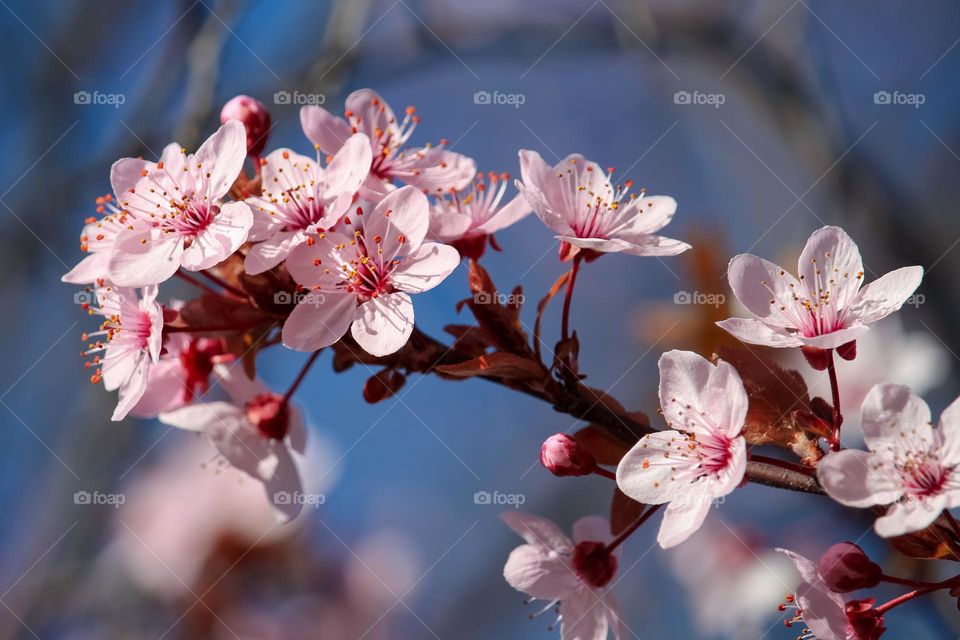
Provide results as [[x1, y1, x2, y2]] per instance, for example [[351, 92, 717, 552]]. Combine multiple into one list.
[[844, 599, 885, 640], [540, 433, 596, 477], [245, 393, 289, 440], [819, 542, 882, 593], [572, 541, 617, 588], [221, 95, 272, 157]]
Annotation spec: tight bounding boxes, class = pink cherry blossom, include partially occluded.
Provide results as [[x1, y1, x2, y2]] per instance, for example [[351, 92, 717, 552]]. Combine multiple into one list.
[[243, 133, 373, 274], [616, 350, 748, 548], [778, 549, 886, 640], [282, 185, 460, 356], [718, 226, 923, 350], [501, 511, 627, 640], [159, 364, 307, 522], [62, 154, 156, 284], [817, 383, 960, 537], [130, 334, 232, 418], [300, 88, 476, 200], [81, 285, 163, 421], [108, 120, 253, 287], [516, 150, 691, 262], [429, 171, 531, 260]]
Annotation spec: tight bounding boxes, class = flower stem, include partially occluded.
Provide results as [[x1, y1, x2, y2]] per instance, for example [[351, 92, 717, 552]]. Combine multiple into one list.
[[826, 350, 843, 451], [593, 466, 617, 481], [605, 504, 663, 554], [749, 453, 816, 477], [561, 255, 582, 341], [283, 350, 321, 404], [875, 586, 939, 615]]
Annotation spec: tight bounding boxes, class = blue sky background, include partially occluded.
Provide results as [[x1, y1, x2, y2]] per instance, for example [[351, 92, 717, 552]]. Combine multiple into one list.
[[0, 0, 959, 638]]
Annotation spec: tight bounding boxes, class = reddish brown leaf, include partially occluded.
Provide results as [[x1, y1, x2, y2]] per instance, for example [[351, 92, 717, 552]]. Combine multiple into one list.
[[574, 426, 630, 466], [610, 488, 646, 536], [435, 352, 544, 380], [888, 513, 960, 561], [714, 345, 823, 464], [363, 369, 406, 403], [534, 271, 570, 362], [463, 260, 533, 357]]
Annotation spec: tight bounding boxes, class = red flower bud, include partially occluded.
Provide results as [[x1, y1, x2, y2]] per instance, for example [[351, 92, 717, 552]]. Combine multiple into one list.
[[572, 541, 617, 588], [245, 393, 289, 440], [818, 542, 882, 593], [845, 599, 886, 640], [540, 433, 596, 477], [221, 95, 272, 157]]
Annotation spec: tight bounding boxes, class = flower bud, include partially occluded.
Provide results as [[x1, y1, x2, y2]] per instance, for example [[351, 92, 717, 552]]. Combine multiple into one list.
[[221, 95, 271, 157], [540, 433, 596, 477], [245, 393, 289, 440], [844, 599, 886, 640], [572, 541, 617, 588], [818, 542, 882, 592]]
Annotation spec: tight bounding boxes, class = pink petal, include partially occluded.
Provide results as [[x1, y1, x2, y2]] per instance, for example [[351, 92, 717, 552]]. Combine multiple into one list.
[[617, 195, 677, 235], [193, 120, 248, 201], [798, 226, 864, 310], [244, 230, 304, 275], [572, 515, 613, 546], [130, 360, 188, 417], [875, 494, 946, 537], [391, 242, 460, 294], [710, 436, 747, 496], [657, 350, 747, 438], [860, 383, 934, 452], [938, 396, 960, 466], [727, 254, 802, 328], [263, 445, 305, 523], [797, 325, 869, 350], [285, 230, 351, 287], [657, 482, 713, 549], [559, 588, 609, 640], [363, 185, 431, 255], [849, 265, 923, 325], [108, 226, 184, 287], [715, 317, 804, 348], [214, 363, 268, 404], [110, 156, 147, 195], [393, 147, 476, 193], [429, 206, 473, 241], [474, 191, 532, 235], [345, 89, 397, 142], [351, 292, 414, 357], [777, 550, 849, 640], [281, 290, 358, 352], [503, 544, 578, 600], [181, 201, 252, 271], [159, 401, 240, 432], [500, 511, 572, 551], [300, 106, 353, 155], [518, 149, 569, 234], [111, 352, 151, 421], [616, 430, 699, 505], [324, 132, 373, 197], [817, 449, 902, 508], [62, 252, 110, 285]]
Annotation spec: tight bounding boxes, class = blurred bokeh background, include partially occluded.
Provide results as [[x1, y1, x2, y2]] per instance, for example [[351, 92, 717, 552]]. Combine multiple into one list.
[[1, 0, 960, 637]]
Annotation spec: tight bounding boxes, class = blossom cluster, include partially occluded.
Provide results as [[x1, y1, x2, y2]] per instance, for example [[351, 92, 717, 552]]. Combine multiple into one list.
[[65, 91, 958, 639]]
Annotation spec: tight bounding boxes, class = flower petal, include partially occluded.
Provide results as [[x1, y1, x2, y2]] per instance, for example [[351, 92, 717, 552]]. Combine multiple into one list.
[[657, 350, 747, 438], [110, 156, 147, 195], [503, 544, 578, 600], [560, 588, 609, 640], [391, 242, 460, 294], [860, 383, 933, 453], [797, 225, 864, 310], [362, 185, 431, 255], [817, 449, 902, 508], [500, 511, 573, 551], [657, 482, 713, 548], [351, 292, 414, 357], [263, 445, 305, 523], [797, 325, 869, 350], [281, 290, 358, 352], [244, 230, 303, 275], [572, 515, 613, 546], [616, 430, 700, 505], [715, 317, 804, 348], [875, 494, 946, 537], [324, 132, 373, 197], [159, 401, 240, 432], [727, 254, 802, 328], [300, 106, 354, 155], [108, 225, 184, 287], [849, 265, 923, 325], [193, 120, 248, 201], [474, 192, 532, 235], [181, 201, 252, 271]]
